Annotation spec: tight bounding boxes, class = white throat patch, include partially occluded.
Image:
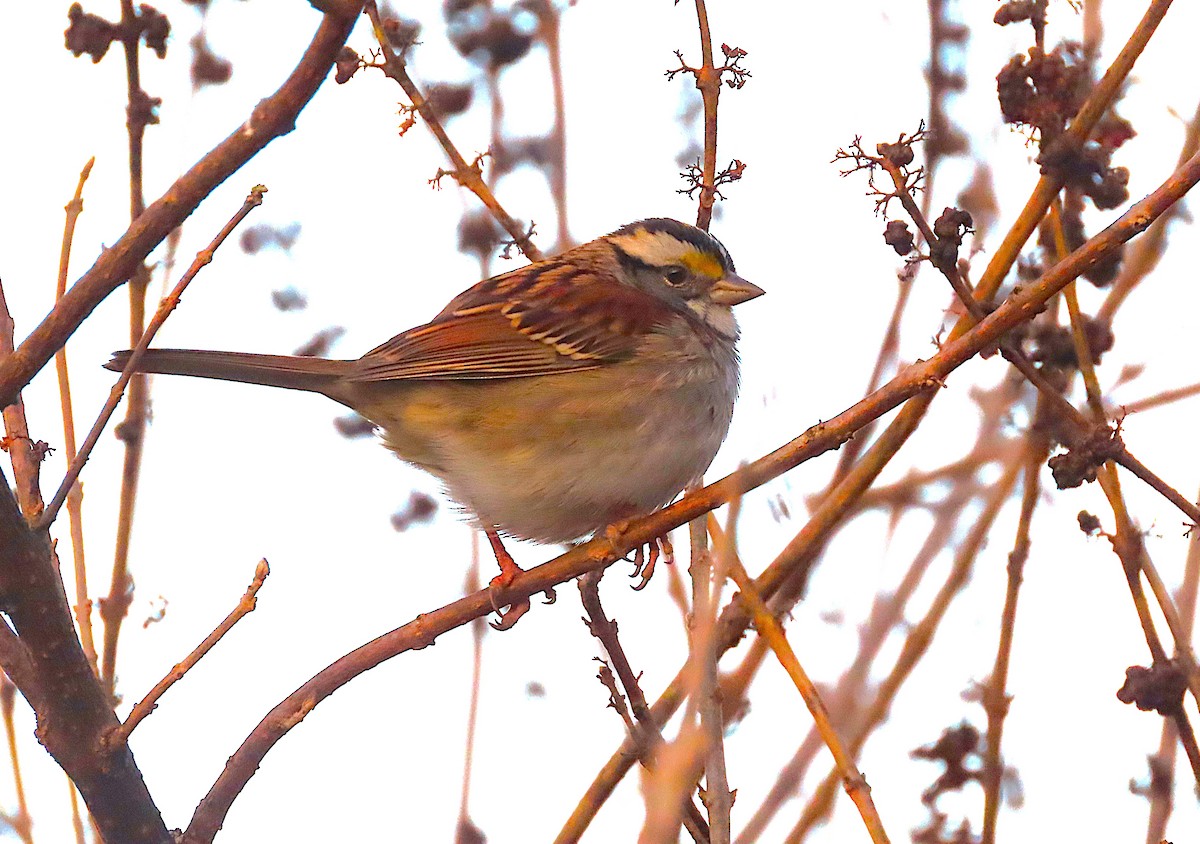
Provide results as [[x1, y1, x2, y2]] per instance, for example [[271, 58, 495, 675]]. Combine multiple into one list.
[[687, 300, 739, 339]]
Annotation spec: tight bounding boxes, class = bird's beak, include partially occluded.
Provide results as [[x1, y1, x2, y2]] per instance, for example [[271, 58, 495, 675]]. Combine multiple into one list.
[[709, 273, 765, 306]]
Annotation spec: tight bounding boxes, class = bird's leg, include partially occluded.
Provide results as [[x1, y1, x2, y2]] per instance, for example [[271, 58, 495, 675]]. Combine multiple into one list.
[[485, 529, 531, 630]]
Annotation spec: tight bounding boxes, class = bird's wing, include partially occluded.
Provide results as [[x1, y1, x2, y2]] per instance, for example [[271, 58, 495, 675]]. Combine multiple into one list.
[[349, 261, 671, 382]]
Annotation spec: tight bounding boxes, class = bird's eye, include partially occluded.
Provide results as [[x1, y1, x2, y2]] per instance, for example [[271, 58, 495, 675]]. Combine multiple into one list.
[[663, 267, 688, 287]]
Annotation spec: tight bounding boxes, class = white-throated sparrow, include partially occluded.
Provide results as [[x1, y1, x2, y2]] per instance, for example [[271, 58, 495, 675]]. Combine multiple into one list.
[[107, 218, 763, 626]]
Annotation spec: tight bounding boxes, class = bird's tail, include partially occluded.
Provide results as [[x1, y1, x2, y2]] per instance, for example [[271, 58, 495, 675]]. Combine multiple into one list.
[[105, 349, 349, 395]]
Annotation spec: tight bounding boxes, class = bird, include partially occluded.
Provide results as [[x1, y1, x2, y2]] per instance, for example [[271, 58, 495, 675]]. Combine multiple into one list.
[[106, 218, 763, 627]]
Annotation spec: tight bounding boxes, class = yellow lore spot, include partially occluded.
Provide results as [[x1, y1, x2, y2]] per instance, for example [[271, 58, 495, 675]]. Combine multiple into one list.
[[681, 250, 724, 279]]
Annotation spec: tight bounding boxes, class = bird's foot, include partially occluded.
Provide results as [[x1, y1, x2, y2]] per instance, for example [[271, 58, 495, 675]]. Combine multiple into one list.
[[484, 529, 554, 630], [630, 533, 674, 591]]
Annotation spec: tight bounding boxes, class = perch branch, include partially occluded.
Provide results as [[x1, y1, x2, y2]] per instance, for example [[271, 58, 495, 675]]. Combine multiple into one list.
[[186, 141, 1200, 843]]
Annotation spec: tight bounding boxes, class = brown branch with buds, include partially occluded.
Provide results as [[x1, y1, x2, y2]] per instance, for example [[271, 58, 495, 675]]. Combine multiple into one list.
[[111, 560, 269, 746]]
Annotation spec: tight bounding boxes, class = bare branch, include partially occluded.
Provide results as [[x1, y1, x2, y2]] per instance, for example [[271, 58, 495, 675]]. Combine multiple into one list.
[[112, 560, 269, 745], [0, 6, 361, 408], [37, 186, 267, 531]]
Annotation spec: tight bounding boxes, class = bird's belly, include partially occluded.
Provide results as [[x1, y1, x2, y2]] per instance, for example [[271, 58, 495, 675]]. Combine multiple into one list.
[[355, 363, 735, 544]]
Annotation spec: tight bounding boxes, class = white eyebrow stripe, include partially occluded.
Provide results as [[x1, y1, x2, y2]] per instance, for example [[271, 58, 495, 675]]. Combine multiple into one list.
[[608, 230, 695, 266]]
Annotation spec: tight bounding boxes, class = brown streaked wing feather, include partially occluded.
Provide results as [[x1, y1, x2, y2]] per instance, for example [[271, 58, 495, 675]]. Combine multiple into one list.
[[350, 264, 672, 382], [500, 270, 669, 360], [349, 310, 593, 381], [428, 260, 551, 320]]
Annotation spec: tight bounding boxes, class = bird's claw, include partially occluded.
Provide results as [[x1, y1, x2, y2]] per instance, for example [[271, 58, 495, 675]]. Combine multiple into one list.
[[488, 568, 531, 630], [489, 594, 531, 630], [487, 581, 554, 630], [482, 529, 557, 629], [629, 534, 673, 591], [485, 529, 533, 630]]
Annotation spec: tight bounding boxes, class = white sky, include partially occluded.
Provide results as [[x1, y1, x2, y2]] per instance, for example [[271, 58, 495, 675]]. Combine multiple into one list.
[[3, 1, 1200, 842]]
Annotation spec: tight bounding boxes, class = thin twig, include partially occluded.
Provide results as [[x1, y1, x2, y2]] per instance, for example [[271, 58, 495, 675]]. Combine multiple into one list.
[[67, 778, 85, 844], [1098, 82, 1200, 326], [736, 454, 995, 843], [1111, 450, 1200, 529], [1049, 200, 1200, 597], [741, 382, 1023, 844], [1104, 477, 1170, 665], [1049, 200, 1107, 419], [363, 1, 542, 261], [456, 535, 483, 841], [818, 279, 914, 499], [639, 727, 710, 843], [578, 571, 711, 844], [786, 461, 1024, 842], [1119, 380, 1200, 415], [695, 495, 733, 843], [683, 3, 733, 836], [710, 517, 892, 844], [580, 574, 656, 735], [0, 677, 32, 844], [54, 157, 98, 674], [539, 4, 570, 247], [36, 186, 267, 532], [691, 0, 719, 231], [1057, 131, 1200, 715], [110, 559, 269, 746], [981, 436, 1046, 844], [117, 0, 148, 223], [1145, 485, 1200, 842], [106, 0, 162, 706], [1098, 469, 1200, 787]]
